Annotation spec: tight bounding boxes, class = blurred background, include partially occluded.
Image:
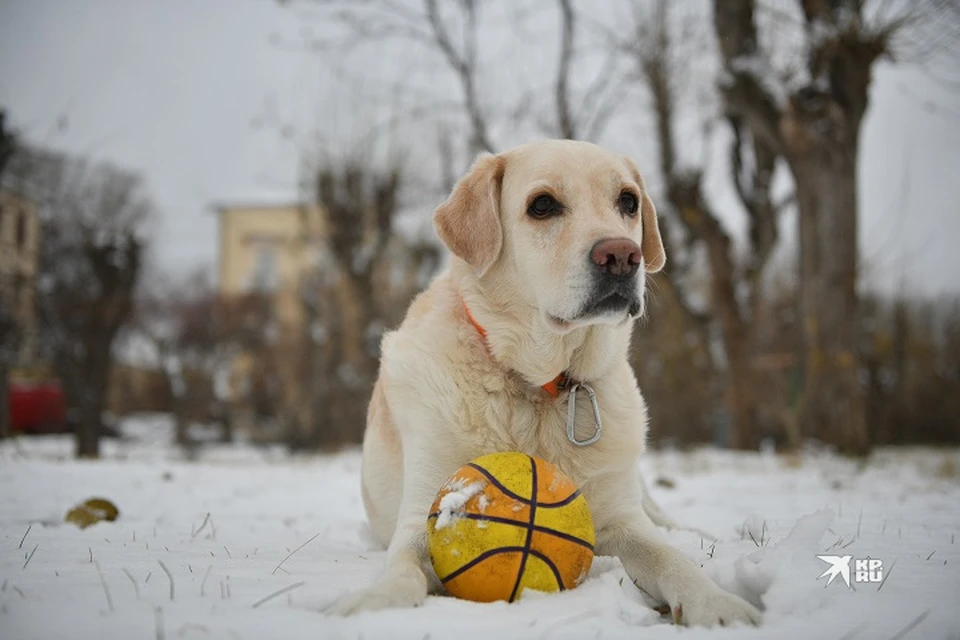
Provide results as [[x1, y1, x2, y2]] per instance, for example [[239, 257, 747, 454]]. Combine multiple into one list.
[[1, 0, 958, 459]]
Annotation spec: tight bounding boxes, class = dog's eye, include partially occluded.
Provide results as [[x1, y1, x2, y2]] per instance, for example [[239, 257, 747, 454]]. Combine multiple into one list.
[[618, 191, 639, 217], [528, 194, 561, 219]]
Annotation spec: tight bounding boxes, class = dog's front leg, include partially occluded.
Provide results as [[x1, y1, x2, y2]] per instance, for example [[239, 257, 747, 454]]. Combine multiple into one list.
[[329, 443, 452, 616], [328, 519, 432, 615], [598, 508, 762, 627]]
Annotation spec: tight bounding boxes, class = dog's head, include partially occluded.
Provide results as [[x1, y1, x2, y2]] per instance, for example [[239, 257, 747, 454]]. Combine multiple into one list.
[[434, 140, 665, 332]]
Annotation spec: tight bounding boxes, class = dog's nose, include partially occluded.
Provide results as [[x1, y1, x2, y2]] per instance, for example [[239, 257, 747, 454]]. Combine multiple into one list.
[[591, 238, 641, 277]]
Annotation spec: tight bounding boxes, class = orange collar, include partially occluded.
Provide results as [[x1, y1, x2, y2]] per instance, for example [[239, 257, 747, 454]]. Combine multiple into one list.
[[462, 300, 570, 398]]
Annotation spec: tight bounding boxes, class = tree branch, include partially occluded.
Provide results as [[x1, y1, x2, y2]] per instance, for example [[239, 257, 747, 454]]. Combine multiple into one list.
[[712, 0, 785, 153], [424, 0, 494, 153], [555, 0, 577, 139]]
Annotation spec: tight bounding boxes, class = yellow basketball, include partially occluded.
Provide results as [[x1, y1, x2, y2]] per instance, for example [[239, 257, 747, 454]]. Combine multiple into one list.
[[426, 452, 595, 603]]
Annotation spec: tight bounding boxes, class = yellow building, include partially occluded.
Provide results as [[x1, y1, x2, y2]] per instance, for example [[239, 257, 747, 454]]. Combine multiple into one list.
[[214, 202, 326, 435], [0, 189, 40, 365], [216, 202, 326, 321]]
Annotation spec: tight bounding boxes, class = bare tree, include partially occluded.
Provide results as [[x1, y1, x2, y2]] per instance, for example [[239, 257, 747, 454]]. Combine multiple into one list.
[[711, 0, 957, 454], [277, 0, 495, 154], [0, 305, 15, 440], [289, 148, 438, 449], [217, 290, 284, 444], [278, 0, 626, 151], [599, 1, 788, 449], [6, 147, 153, 457], [135, 270, 235, 453]]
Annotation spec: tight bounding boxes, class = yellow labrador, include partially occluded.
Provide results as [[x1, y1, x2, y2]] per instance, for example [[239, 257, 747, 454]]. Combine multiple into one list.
[[331, 140, 761, 627]]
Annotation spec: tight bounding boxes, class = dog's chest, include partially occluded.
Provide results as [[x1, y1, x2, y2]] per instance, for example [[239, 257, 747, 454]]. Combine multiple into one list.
[[456, 373, 644, 486]]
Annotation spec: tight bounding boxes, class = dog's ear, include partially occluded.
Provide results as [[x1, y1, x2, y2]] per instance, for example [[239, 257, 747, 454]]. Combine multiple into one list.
[[434, 153, 505, 277], [623, 157, 666, 273]]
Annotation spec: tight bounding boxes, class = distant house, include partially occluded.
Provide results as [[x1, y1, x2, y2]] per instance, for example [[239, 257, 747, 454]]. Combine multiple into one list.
[[215, 201, 326, 332], [0, 189, 40, 366], [214, 202, 326, 438]]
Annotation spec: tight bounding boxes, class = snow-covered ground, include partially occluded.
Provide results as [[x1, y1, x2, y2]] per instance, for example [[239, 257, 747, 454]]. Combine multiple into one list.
[[2, 414, 959, 639]]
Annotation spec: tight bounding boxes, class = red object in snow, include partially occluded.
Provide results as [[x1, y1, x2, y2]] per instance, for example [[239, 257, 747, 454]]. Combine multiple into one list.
[[8, 380, 68, 434]]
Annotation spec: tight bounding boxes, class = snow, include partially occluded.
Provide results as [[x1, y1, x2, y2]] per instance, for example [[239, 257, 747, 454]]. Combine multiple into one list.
[[434, 480, 487, 530], [727, 53, 788, 108], [2, 416, 960, 639]]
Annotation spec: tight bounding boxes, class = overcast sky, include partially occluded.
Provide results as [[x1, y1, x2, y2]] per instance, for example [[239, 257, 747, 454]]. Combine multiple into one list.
[[1, 0, 958, 297]]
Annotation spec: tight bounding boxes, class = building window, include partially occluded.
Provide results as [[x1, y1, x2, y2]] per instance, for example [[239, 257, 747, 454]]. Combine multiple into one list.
[[249, 245, 279, 293]]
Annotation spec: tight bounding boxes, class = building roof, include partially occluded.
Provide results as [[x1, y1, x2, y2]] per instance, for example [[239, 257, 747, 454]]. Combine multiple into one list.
[[208, 200, 313, 214]]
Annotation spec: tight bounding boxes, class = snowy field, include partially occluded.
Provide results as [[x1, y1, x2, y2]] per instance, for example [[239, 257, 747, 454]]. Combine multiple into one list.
[[2, 414, 959, 640]]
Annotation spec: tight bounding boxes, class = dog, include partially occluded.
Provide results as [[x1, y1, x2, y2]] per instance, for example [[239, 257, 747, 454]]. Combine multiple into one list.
[[330, 140, 762, 627]]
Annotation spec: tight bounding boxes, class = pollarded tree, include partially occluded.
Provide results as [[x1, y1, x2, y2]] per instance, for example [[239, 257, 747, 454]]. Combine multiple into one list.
[[6, 147, 153, 457], [712, 0, 956, 455]]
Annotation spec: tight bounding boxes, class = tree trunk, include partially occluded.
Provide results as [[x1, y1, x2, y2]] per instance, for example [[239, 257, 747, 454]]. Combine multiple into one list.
[[726, 352, 760, 450], [75, 404, 101, 458], [711, 0, 879, 456], [674, 195, 763, 450], [73, 337, 111, 459], [0, 362, 10, 439], [0, 302, 15, 439], [792, 146, 868, 455], [174, 409, 191, 446]]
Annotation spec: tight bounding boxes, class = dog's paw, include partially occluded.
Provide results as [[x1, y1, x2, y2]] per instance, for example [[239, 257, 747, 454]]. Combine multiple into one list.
[[326, 567, 428, 616], [670, 585, 762, 628]]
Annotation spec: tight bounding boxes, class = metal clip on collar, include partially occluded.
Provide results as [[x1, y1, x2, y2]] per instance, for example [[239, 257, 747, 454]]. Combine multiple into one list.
[[566, 382, 602, 446]]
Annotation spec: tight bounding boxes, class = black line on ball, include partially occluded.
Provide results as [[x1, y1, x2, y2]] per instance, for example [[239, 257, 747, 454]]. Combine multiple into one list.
[[465, 462, 582, 508], [530, 524, 594, 551], [528, 548, 566, 591], [438, 546, 527, 584], [508, 455, 538, 602], [465, 462, 532, 504], [427, 512, 594, 551], [536, 489, 583, 508], [427, 512, 526, 526]]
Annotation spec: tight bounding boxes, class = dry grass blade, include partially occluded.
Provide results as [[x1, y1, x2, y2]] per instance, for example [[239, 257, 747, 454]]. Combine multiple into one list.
[[838, 621, 869, 640], [252, 581, 306, 609], [876, 559, 897, 591], [155, 606, 165, 640], [191, 513, 211, 541], [272, 532, 321, 575], [888, 609, 930, 640], [122, 567, 140, 600], [158, 559, 175, 601], [19, 524, 32, 549], [94, 560, 114, 612], [22, 543, 39, 570], [200, 564, 213, 597]]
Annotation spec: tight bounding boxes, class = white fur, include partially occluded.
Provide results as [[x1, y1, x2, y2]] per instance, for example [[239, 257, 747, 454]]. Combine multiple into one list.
[[330, 140, 761, 627]]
